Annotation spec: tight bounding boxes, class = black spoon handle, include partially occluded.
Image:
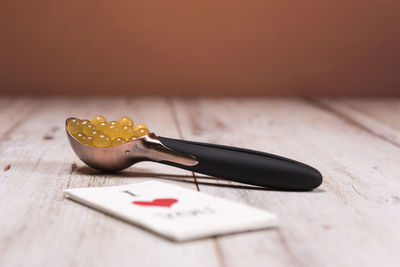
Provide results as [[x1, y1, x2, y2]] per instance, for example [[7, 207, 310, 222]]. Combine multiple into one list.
[[158, 137, 322, 191]]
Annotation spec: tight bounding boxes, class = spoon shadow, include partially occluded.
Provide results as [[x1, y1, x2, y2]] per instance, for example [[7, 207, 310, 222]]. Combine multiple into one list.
[[76, 166, 325, 193]]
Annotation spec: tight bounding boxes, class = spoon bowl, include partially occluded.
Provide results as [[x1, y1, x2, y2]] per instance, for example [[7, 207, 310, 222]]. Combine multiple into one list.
[[65, 118, 198, 172]]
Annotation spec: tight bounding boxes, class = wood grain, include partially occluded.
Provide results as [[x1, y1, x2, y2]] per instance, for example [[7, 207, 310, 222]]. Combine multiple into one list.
[[0, 97, 399, 267]]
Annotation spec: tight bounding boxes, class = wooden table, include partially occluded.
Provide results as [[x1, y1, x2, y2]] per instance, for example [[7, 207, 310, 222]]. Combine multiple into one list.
[[1, 97, 399, 267]]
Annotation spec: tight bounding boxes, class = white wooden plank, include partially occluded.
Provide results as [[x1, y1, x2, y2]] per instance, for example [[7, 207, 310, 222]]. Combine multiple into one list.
[[0, 96, 41, 137], [0, 97, 219, 267], [343, 98, 400, 127], [172, 98, 400, 267], [313, 98, 400, 146]]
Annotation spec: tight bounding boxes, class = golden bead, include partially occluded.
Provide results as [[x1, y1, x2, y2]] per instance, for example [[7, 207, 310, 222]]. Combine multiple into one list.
[[133, 124, 148, 132], [109, 121, 120, 127], [111, 137, 126, 146], [73, 132, 86, 143], [89, 130, 101, 137], [85, 135, 94, 146], [119, 116, 134, 127], [91, 115, 107, 126], [67, 118, 82, 135], [136, 127, 150, 137], [92, 133, 111, 147], [81, 119, 90, 127], [103, 123, 120, 138], [82, 123, 96, 136], [127, 136, 138, 142], [96, 121, 108, 132], [119, 125, 135, 140]]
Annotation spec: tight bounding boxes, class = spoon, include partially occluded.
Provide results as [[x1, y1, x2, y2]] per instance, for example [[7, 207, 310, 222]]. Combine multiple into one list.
[[66, 118, 322, 190]]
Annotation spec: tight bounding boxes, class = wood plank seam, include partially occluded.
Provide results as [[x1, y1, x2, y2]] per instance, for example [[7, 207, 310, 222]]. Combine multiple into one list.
[[212, 237, 227, 267], [167, 98, 200, 192], [343, 102, 393, 124], [305, 98, 400, 148], [343, 101, 400, 135], [277, 231, 301, 267], [169, 98, 227, 266]]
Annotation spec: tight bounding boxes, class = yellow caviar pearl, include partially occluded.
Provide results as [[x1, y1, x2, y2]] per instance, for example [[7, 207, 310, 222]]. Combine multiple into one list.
[[67, 119, 82, 135], [109, 121, 120, 127], [133, 124, 148, 132], [127, 136, 138, 142], [85, 135, 94, 146], [111, 137, 126, 146], [89, 130, 100, 137], [96, 121, 108, 132], [136, 127, 150, 137], [92, 133, 111, 147], [103, 123, 120, 138], [73, 132, 86, 143], [91, 115, 107, 126], [81, 119, 90, 127], [119, 125, 135, 140], [82, 123, 96, 136], [119, 116, 134, 127]]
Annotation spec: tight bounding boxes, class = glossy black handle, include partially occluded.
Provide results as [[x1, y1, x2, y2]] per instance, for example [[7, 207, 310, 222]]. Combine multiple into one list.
[[158, 137, 322, 191]]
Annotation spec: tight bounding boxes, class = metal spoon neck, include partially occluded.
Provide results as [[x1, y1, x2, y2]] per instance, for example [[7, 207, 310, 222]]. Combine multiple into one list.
[[133, 133, 198, 167]]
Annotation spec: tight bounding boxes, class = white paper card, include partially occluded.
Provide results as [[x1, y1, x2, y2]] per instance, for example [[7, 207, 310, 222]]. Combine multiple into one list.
[[64, 181, 278, 242]]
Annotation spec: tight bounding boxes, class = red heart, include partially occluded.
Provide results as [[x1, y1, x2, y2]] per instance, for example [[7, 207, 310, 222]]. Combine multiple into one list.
[[133, 198, 178, 208]]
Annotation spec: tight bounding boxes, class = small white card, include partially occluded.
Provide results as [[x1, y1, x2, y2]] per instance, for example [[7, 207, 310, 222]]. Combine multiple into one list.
[[64, 181, 278, 242]]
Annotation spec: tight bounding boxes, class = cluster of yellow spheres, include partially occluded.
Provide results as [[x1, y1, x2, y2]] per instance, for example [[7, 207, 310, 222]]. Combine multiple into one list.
[[67, 116, 150, 147]]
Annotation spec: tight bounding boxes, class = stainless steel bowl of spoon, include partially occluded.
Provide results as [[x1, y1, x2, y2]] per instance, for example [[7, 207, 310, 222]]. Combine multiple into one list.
[[66, 118, 198, 172]]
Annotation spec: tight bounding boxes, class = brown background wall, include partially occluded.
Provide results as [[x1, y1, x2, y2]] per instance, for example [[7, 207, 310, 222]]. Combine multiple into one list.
[[0, 1, 399, 96]]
